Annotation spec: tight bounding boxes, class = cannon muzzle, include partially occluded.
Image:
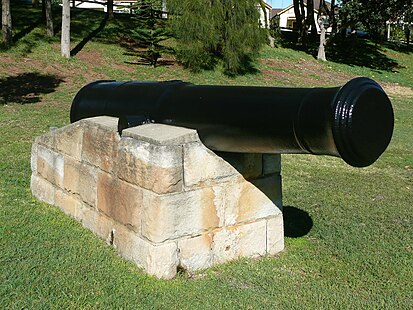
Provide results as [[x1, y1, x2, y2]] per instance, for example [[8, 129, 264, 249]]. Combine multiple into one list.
[[70, 77, 394, 167]]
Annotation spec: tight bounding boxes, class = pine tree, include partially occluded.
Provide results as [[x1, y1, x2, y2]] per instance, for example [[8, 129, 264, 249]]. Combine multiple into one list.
[[130, 0, 171, 67], [168, 0, 265, 75]]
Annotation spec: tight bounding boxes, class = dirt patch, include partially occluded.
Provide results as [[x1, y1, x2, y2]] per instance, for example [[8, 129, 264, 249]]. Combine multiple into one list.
[[261, 58, 351, 87], [382, 83, 413, 98]]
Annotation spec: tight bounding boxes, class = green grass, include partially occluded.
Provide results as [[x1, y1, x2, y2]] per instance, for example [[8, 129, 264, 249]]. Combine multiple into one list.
[[1, 2, 413, 308]]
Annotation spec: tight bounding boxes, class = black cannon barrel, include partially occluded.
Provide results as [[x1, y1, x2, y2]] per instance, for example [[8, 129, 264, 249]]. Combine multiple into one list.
[[70, 77, 394, 167]]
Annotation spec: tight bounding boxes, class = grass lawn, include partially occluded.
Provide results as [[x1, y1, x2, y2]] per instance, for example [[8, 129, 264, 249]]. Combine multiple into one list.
[[1, 2, 412, 308]]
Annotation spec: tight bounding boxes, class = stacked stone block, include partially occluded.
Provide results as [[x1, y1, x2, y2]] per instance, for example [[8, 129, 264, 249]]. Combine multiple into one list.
[[31, 116, 284, 279]]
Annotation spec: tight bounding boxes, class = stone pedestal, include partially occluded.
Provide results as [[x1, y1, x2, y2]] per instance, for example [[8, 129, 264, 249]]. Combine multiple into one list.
[[31, 116, 284, 279]]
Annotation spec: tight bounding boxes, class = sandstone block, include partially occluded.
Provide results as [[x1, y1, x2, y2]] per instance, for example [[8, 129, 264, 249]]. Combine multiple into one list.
[[238, 220, 267, 257], [212, 220, 267, 264], [79, 203, 100, 234], [34, 123, 83, 160], [116, 138, 183, 194], [141, 188, 221, 243], [54, 188, 82, 219], [63, 158, 98, 206], [251, 174, 283, 209], [36, 145, 64, 188], [97, 172, 143, 231], [123, 123, 199, 146], [217, 153, 263, 179], [145, 242, 179, 279], [63, 157, 80, 195], [31, 142, 38, 173], [223, 181, 280, 226], [81, 117, 120, 173], [112, 225, 178, 279], [31, 175, 56, 205], [267, 215, 285, 255], [178, 234, 213, 271], [78, 163, 98, 206], [53, 122, 83, 160], [211, 226, 240, 264], [183, 142, 238, 188]]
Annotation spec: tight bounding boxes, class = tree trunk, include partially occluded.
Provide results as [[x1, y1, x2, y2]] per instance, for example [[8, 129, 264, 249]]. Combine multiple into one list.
[[1, 0, 12, 48], [293, 0, 303, 33], [317, 17, 327, 61], [45, 0, 54, 37], [61, 0, 71, 58], [306, 0, 317, 38], [161, 0, 167, 18], [107, 0, 114, 20]]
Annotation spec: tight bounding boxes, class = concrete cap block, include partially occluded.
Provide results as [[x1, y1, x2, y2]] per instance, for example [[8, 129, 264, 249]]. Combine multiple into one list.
[[123, 123, 199, 146]]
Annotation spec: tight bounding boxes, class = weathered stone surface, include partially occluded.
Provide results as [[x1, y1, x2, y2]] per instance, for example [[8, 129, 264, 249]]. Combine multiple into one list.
[[35, 123, 84, 161], [251, 174, 283, 210], [238, 220, 267, 257], [212, 220, 267, 264], [116, 138, 183, 194], [53, 122, 83, 160], [30, 118, 284, 279], [178, 234, 213, 271], [36, 145, 64, 188], [267, 215, 284, 255], [145, 242, 179, 279], [217, 153, 263, 179], [63, 157, 80, 194], [263, 154, 281, 175], [224, 181, 280, 226], [63, 158, 98, 206], [123, 123, 198, 146], [141, 188, 220, 243], [112, 224, 178, 279], [31, 175, 56, 205], [81, 117, 120, 173], [97, 172, 143, 231], [183, 142, 238, 188], [31, 142, 38, 173], [54, 188, 82, 219], [78, 163, 99, 206]]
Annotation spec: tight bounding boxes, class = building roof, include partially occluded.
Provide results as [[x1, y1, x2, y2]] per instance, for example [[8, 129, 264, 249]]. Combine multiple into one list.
[[270, 8, 283, 19]]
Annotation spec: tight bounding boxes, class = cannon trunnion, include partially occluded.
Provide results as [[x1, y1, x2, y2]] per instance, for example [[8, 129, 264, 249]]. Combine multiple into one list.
[[70, 77, 394, 167]]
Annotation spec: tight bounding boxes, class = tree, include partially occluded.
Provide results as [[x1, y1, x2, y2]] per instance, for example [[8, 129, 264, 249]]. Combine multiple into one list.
[[1, 0, 12, 48], [61, 0, 70, 57], [317, 0, 336, 61], [293, 0, 306, 44], [339, 0, 412, 41], [131, 0, 171, 67], [168, 0, 266, 75], [45, 0, 54, 37], [107, 0, 114, 20]]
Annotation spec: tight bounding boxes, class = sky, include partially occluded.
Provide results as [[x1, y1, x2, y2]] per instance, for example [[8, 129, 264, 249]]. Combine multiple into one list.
[[266, 0, 293, 9]]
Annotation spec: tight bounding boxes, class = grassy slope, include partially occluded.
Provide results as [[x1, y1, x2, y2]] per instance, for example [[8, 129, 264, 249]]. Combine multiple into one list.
[[1, 3, 412, 308]]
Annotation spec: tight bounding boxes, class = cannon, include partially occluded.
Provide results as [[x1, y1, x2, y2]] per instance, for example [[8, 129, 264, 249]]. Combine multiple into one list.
[[70, 77, 394, 168]]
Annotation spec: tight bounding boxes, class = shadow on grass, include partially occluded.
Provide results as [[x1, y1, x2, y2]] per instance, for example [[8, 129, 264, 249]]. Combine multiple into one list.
[[0, 73, 64, 105], [276, 32, 402, 72], [71, 17, 108, 56], [327, 37, 402, 72], [12, 18, 43, 43], [283, 206, 313, 238]]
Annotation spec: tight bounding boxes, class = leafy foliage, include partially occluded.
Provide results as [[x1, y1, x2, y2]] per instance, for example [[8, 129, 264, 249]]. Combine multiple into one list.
[[130, 0, 171, 67], [167, 0, 266, 75], [339, 0, 412, 41]]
